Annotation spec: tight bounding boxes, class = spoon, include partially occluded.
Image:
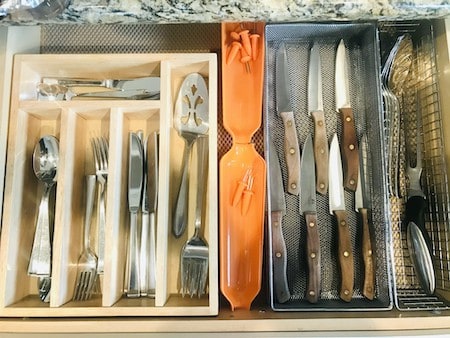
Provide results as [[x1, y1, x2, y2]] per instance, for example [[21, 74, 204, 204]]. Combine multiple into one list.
[[28, 135, 59, 277]]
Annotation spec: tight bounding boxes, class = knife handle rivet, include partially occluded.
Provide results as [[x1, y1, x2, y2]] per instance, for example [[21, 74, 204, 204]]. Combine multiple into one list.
[[290, 182, 297, 190], [273, 221, 279, 227], [340, 220, 346, 227], [309, 290, 316, 297], [310, 252, 316, 259], [276, 252, 282, 258], [343, 251, 350, 258], [345, 116, 352, 123], [344, 289, 350, 296], [289, 147, 296, 155], [348, 144, 355, 151], [368, 250, 372, 256], [286, 120, 293, 127], [309, 221, 315, 228], [320, 148, 325, 154], [318, 120, 324, 127], [349, 178, 356, 186], [319, 182, 325, 190]]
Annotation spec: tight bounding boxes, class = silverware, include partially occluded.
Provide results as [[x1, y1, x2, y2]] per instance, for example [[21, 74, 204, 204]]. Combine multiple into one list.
[[404, 96, 435, 295], [139, 132, 150, 297], [355, 134, 375, 300], [28, 135, 59, 277], [308, 43, 329, 195], [73, 175, 98, 301], [126, 132, 144, 298], [276, 42, 301, 195], [172, 73, 209, 238], [268, 137, 290, 304], [38, 277, 51, 303], [91, 136, 108, 275], [180, 135, 209, 298], [329, 133, 354, 302], [335, 40, 359, 192], [300, 134, 321, 303]]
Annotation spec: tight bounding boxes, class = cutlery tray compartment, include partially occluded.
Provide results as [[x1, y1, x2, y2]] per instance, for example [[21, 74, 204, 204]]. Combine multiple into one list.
[[264, 23, 392, 311], [0, 53, 218, 316], [379, 20, 450, 311]]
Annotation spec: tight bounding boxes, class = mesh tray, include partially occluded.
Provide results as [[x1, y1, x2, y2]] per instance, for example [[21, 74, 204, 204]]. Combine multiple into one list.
[[379, 20, 450, 311], [264, 22, 392, 311]]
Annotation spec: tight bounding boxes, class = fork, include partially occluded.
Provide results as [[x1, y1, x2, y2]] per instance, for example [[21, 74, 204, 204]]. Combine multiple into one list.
[[91, 136, 108, 274], [180, 136, 209, 298], [73, 175, 98, 301]]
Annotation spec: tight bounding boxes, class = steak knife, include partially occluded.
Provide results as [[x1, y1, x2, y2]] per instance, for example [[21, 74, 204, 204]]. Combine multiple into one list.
[[355, 134, 375, 300], [276, 42, 301, 195], [269, 138, 290, 303], [308, 43, 329, 195], [126, 132, 144, 298], [329, 133, 354, 302], [335, 40, 359, 192], [300, 134, 321, 303]]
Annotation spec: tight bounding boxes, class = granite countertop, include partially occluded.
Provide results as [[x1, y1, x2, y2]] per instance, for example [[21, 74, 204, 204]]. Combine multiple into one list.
[[1, 0, 450, 24]]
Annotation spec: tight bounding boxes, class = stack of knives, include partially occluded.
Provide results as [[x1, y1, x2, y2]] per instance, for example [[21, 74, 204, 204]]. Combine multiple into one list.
[[125, 130, 159, 298], [269, 39, 375, 304]]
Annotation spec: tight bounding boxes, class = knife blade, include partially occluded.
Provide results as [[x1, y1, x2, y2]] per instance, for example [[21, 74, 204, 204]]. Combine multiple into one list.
[[276, 42, 301, 195], [300, 134, 321, 303], [269, 138, 290, 303], [126, 132, 144, 298], [329, 133, 354, 302], [354, 134, 375, 300], [308, 43, 329, 195], [335, 40, 359, 192]]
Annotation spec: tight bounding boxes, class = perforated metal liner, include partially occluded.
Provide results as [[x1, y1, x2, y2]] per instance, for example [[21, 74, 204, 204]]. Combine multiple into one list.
[[264, 23, 392, 311], [379, 20, 450, 311]]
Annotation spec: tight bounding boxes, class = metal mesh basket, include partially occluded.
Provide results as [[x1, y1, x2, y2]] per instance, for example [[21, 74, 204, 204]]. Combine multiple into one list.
[[264, 22, 392, 311], [379, 20, 450, 311]]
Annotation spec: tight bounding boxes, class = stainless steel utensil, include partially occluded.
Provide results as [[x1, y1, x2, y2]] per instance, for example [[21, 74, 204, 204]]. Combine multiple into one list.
[[300, 134, 321, 303], [28, 135, 59, 277], [329, 133, 354, 302], [172, 73, 209, 238], [73, 175, 98, 301], [308, 43, 329, 195], [268, 137, 290, 303], [276, 42, 301, 195], [126, 132, 144, 298], [91, 136, 108, 275], [38, 277, 51, 303], [180, 136, 209, 298], [335, 40, 359, 192], [355, 134, 375, 300]]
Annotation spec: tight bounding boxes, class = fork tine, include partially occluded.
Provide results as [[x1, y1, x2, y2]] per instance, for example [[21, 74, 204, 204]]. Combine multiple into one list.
[[100, 136, 109, 166]]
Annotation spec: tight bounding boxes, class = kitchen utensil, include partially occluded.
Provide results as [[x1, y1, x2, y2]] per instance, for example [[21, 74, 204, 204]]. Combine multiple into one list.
[[73, 175, 98, 301], [404, 97, 435, 295], [276, 42, 301, 195], [28, 135, 59, 277], [335, 40, 359, 192], [329, 133, 354, 302], [126, 132, 144, 298], [268, 138, 290, 304], [355, 134, 375, 300], [38, 277, 51, 303], [300, 134, 321, 303], [72, 90, 160, 100], [172, 73, 209, 238], [308, 43, 329, 195], [139, 132, 150, 297], [91, 136, 108, 274], [180, 136, 209, 298], [220, 22, 266, 310]]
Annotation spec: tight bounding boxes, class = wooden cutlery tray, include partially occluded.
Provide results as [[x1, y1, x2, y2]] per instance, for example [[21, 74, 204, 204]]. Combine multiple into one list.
[[264, 23, 393, 311], [0, 53, 218, 316]]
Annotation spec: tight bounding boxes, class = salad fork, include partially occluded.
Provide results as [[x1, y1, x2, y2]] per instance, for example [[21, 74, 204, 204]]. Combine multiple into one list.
[[91, 136, 108, 274]]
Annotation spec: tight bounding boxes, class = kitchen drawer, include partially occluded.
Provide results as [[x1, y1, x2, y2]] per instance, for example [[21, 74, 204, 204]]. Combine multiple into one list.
[[0, 53, 218, 316]]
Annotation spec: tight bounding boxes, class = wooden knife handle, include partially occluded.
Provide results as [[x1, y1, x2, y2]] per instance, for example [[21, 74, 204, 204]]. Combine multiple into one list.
[[359, 207, 375, 300], [339, 107, 359, 192], [334, 210, 354, 302], [305, 212, 321, 303], [311, 111, 329, 195], [280, 111, 301, 195], [271, 211, 291, 303]]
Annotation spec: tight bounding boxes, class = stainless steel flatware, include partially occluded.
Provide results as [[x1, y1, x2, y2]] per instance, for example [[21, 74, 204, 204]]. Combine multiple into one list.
[[73, 175, 98, 301], [329, 133, 354, 302], [335, 40, 359, 192], [91, 136, 108, 275], [173, 73, 209, 238], [301, 134, 321, 303], [308, 43, 329, 195], [38, 277, 51, 303], [405, 99, 435, 295], [355, 134, 375, 300], [126, 132, 144, 298], [268, 137, 290, 303], [180, 135, 209, 298], [276, 42, 301, 195], [28, 135, 59, 277]]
